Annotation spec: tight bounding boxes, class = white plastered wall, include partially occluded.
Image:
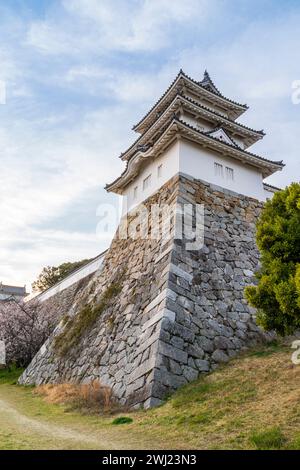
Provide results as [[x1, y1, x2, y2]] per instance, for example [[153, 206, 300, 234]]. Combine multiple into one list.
[[178, 140, 265, 201], [121, 138, 267, 214], [122, 141, 180, 214]]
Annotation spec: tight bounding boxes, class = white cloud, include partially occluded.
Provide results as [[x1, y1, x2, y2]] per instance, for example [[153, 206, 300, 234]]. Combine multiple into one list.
[[27, 0, 212, 55], [1, 0, 299, 289], [0, 104, 134, 286]]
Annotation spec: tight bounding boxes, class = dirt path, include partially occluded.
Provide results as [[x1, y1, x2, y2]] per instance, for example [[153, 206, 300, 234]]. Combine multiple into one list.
[[0, 397, 118, 449], [0, 387, 144, 450]]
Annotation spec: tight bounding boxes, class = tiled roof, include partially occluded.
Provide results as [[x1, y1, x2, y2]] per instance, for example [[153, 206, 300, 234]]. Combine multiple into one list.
[[206, 126, 241, 149], [121, 93, 264, 162], [263, 182, 282, 191], [0, 284, 26, 296], [176, 117, 284, 167], [200, 70, 222, 96], [133, 69, 248, 132], [107, 117, 284, 192], [182, 69, 248, 109], [182, 94, 265, 136]]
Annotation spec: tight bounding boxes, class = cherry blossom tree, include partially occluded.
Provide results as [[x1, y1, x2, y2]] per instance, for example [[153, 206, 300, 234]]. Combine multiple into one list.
[[0, 299, 60, 367]]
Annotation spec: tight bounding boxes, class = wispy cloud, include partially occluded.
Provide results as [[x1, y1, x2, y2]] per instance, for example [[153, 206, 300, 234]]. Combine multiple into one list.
[[27, 0, 212, 55], [0, 0, 298, 288]]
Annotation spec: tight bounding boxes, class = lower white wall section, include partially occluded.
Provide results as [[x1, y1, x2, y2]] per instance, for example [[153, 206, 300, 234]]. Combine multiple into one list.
[[121, 138, 267, 215], [179, 140, 266, 201], [122, 141, 180, 214]]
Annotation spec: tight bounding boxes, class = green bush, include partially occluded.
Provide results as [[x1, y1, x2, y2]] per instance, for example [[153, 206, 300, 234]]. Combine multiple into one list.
[[245, 183, 300, 335]]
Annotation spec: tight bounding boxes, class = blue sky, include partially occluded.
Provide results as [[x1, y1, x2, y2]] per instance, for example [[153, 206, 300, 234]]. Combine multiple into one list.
[[0, 0, 299, 287]]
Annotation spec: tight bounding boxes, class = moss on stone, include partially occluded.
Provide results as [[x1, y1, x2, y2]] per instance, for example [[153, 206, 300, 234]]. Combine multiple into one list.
[[54, 281, 123, 357]]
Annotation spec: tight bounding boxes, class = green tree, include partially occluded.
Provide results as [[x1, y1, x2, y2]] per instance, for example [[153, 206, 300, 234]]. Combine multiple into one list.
[[32, 259, 92, 292], [245, 182, 300, 335]]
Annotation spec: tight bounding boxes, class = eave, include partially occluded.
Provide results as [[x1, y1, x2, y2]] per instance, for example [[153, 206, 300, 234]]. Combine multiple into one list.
[[263, 182, 282, 192], [177, 95, 264, 147], [133, 70, 248, 134], [120, 94, 265, 162], [106, 118, 284, 194]]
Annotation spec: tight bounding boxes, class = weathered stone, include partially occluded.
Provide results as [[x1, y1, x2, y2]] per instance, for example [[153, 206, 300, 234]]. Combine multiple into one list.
[[182, 366, 198, 382], [195, 359, 210, 372], [197, 336, 214, 353], [187, 343, 204, 359], [169, 359, 182, 375], [19, 174, 269, 411], [212, 350, 230, 363], [171, 322, 195, 342], [158, 342, 188, 364], [170, 336, 184, 349], [214, 336, 233, 350]]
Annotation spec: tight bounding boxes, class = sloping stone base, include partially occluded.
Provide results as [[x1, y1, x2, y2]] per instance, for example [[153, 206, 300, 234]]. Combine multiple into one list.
[[19, 174, 272, 408]]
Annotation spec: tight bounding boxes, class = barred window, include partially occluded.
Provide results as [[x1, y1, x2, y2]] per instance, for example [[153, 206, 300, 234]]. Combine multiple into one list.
[[226, 166, 234, 180], [214, 162, 223, 177], [143, 174, 152, 190]]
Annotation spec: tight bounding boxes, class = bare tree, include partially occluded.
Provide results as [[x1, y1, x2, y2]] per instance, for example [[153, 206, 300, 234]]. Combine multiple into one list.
[[0, 299, 60, 367]]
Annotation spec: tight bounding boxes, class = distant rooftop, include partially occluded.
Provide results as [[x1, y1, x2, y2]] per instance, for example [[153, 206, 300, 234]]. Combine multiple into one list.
[[0, 283, 27, 299]]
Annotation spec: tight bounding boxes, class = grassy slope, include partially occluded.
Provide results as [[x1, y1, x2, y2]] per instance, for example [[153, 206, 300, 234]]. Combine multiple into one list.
[[0, 340, 300, 450]]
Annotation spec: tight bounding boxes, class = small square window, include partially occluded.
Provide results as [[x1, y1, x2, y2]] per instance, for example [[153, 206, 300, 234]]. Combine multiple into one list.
[[157, 164, 162, 178], [214, 162, 223, 177], [133, 186, 138, 199], [143, 174, 152, 190], [225, 167, 234, 181]]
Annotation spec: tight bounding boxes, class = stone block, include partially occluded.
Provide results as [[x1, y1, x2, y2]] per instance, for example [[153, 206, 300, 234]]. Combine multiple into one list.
[[195, 359, 210, 372], [158, 341, 188, 364], [182, 366, 198, 382], [212, 350, 229, 363]]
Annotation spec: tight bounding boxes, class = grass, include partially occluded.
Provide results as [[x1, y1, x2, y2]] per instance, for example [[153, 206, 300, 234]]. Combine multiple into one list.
[[36, 381, 117, 414], [250, 427, 286, 450], [247, 339, 282, 357], [0, 339, 300, 449], [0, 366, 24, 385]]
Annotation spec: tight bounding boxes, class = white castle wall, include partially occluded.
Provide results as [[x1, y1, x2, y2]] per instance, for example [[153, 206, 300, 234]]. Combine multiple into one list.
[[122, 142, 179, 214], [122, 138, 266, 215], [25, 253, 105, 303], [178, 140, 265, 201]]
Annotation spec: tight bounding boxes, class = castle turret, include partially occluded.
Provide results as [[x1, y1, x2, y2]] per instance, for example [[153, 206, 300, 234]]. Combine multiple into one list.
[[106, 70, 283, 213], [20, 71, 284, 410]]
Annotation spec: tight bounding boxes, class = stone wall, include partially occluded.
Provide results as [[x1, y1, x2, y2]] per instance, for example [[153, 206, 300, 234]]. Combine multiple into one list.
[[19, 175, 179, 408], [153, 174, 271, 400], [19, 174, 272, 408], [37, 273, 95, 320]]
